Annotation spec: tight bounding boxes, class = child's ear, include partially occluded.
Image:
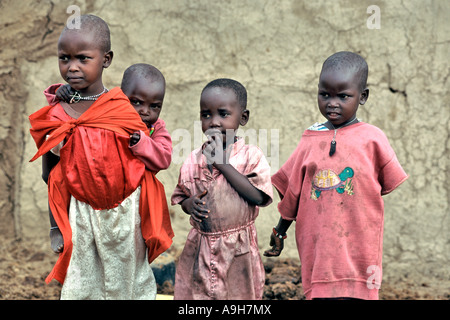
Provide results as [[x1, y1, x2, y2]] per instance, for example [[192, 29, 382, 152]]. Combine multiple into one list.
[[103, 50, 114, 69], [240, 109, 249, 126], [359, 88, 369, 105]]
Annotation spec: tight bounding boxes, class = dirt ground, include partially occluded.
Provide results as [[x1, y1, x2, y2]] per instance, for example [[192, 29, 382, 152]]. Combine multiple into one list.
[[0, 234, 448, 300]]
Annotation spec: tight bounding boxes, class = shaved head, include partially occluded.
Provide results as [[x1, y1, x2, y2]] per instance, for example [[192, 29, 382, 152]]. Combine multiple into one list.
[[201, 78, 247, 110], [61, 14, 111, 53], [321, 51, 368, 91], [121, 63, 166, 92]]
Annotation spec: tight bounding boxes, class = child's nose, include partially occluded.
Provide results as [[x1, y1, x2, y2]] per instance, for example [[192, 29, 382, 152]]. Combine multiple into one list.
[[328, 98, 340, 108], [137, 106, 150, 115], [210, 115, 221, 127], [68, 62, 79, 72]]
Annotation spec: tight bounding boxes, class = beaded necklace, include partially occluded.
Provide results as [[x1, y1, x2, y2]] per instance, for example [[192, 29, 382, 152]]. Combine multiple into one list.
[[69, 87, 108, 104], [149, 124, 155, 136]]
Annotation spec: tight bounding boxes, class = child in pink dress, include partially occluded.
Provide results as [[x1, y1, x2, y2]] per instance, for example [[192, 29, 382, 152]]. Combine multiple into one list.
[[264, 52, 408, 300], [171, 78, 273, 300]]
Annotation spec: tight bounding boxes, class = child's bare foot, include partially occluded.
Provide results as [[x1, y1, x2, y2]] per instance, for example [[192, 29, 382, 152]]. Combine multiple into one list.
[[50, 228, 64, 253]]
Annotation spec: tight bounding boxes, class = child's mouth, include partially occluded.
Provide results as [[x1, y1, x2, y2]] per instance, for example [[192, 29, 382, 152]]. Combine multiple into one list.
[[328, 112, 340, 119], [67, 77, 83, 83], [141, 118, 152, 127]]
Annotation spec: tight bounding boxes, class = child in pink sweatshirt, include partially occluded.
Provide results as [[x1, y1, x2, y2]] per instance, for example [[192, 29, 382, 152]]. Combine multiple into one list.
[[264, 52, 408, 300]]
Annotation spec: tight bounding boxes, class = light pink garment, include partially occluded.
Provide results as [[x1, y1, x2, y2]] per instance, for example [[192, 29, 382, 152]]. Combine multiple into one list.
[[128, 119, 172, 173], [171, 138, 273, 300], [271, 122, 408, 300], [43, 83, 64, 106]]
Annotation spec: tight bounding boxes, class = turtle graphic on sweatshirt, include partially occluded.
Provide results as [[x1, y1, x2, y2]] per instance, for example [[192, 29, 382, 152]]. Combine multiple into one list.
[[311, 167, 354, 200]]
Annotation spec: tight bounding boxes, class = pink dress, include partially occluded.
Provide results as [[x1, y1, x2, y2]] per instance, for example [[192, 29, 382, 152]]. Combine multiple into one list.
[[171, 138, 273, 300], [271, 122, 408, 300]]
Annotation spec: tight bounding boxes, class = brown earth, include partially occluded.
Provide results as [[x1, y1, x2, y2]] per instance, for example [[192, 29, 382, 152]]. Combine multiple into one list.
[[0, 234, 448, 300]]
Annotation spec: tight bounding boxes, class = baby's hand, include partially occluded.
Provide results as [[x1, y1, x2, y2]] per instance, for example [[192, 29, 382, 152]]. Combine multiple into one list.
[[129, 131, 141, 146], [50, 228, 64, 254], [56, 84, 75, 103], [263, 232, 284, 257], [181, 190, 210, 222]]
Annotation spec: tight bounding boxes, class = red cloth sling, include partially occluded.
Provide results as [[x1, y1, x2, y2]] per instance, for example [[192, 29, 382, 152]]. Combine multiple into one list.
[[29, 87, 173, 284]]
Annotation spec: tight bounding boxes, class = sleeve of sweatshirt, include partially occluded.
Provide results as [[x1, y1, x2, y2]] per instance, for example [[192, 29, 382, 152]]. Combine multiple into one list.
[[129, 118, 172, 173], [43, 84, 64, 106]]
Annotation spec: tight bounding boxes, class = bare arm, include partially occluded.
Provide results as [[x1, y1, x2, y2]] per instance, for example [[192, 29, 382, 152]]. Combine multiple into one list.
[[203, 136, 267, 206], [48, 202, 64, 253], [263, 217, 293, 257], [42, 151, 64, 253], [42, 151, 59, 184], [214, 162, 266, 206], [274, 217, 293, 236], [263, 192, 292, 257]]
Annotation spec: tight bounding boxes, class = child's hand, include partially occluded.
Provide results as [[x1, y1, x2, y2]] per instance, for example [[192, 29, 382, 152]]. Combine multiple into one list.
[[50, 228, 64, 254], [129, 131, 141, 146], [56, 84, 75, 103], [181, 190, 210, 222], [263, 232, 284, 257], [203, 133, 228, 166]]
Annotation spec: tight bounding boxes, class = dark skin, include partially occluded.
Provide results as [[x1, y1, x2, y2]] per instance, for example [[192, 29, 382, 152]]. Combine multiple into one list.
[[122, 76, 165, 146], [264, 66, 369, 257], [180, 87, 267, 222], [42, 152, 63, 253], [263, 214, 293, 257], [318, 67, 369, 129], [45, 28, 113, 254]]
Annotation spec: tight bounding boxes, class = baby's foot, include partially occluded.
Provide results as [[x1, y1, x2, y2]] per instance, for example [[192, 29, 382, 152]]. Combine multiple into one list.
[[50, 228, 64, 253]]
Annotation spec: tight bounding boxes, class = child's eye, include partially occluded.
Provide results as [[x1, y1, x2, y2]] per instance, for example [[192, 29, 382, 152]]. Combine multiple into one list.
[[319, 92, 329, 98], [59, 56, 69, 62], [151, 104, 161, 109], [339, 94, 349, 99], [130, 99, 141, 106], [200, 112, 210, 119]]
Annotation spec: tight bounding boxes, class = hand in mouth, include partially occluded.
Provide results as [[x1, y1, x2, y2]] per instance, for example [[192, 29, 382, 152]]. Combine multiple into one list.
[[142, 119, 153, 128], [205, 128, 222, 138]]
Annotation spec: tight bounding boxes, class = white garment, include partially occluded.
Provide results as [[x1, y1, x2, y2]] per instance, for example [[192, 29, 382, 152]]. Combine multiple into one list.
[[61, 187, 156, 300]]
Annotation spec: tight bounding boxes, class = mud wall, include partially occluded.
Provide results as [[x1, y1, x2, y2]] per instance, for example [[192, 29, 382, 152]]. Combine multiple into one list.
[[1, 0, 448, 282]]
